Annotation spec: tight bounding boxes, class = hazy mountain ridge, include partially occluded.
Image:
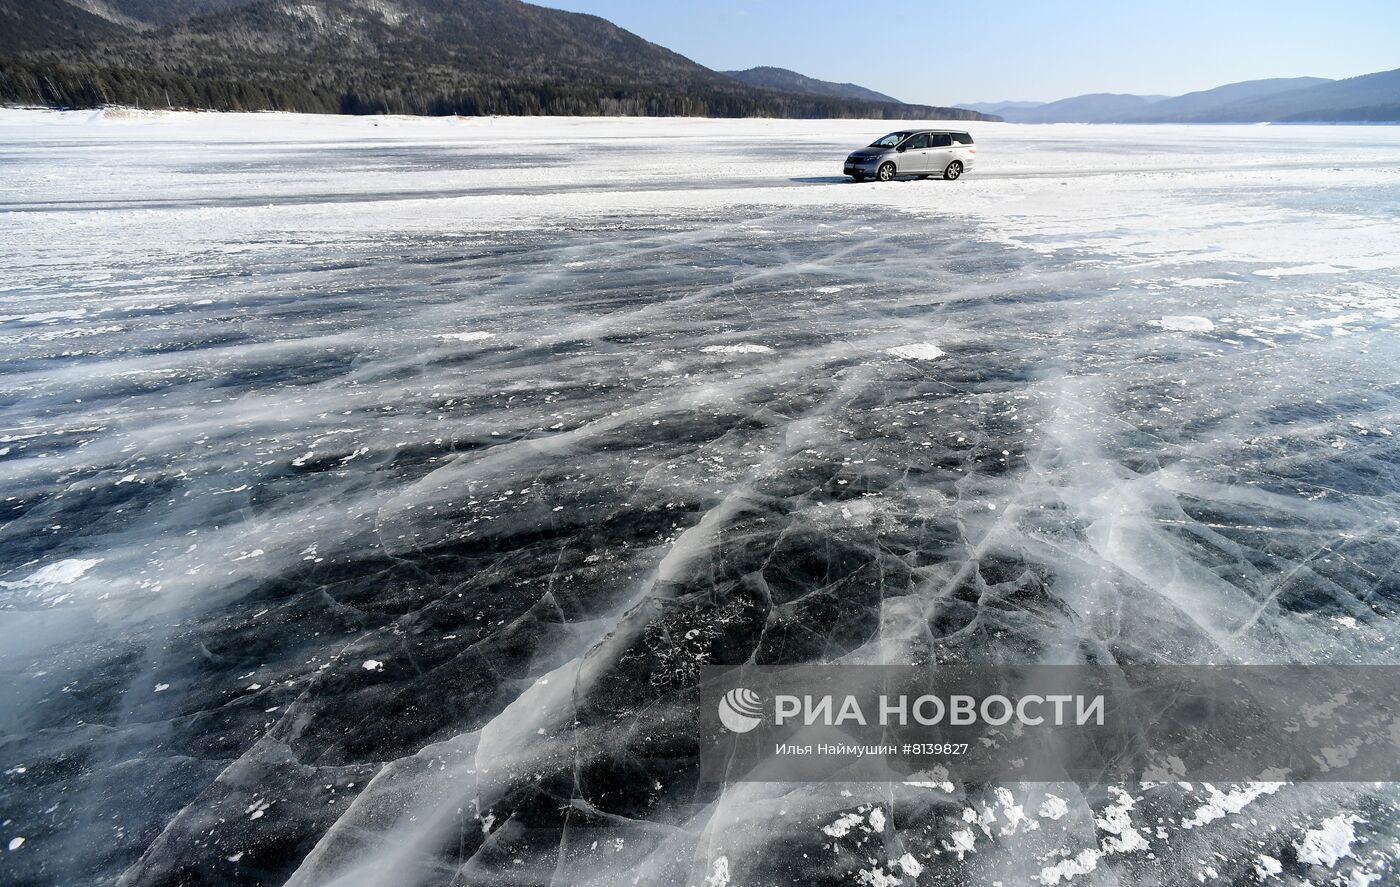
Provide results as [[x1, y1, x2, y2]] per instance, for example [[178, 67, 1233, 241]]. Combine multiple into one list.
[[1196, 68, 1400, 122], [959, 71, 1400, 123], [955, 100, 1046, 116], [0, 0, 994, 119], [1003, 93, 1166, 124], [723, 66, 901, 104], [1138, 77, 1332, 119]]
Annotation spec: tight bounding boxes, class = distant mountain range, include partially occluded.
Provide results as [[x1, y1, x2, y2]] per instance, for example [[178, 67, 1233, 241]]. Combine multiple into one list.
[[1142, 78, 1332, 119], [1002, 93, 1171, 124], [723, 66, 901, 105], [0, 0, 992, 120], [955, 100, 1048, 116], [958, 71, 1400, 123]]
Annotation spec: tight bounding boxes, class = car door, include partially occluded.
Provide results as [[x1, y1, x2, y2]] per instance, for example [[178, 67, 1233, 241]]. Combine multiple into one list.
[[900, 132, 931, 173], [926, 132, 954, 174]]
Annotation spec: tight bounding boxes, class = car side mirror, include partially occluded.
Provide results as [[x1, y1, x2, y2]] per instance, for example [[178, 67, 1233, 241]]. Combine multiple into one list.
[[896, 146, 906, 152]]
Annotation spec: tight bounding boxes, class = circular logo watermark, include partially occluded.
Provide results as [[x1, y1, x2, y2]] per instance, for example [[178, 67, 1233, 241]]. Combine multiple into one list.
[[718, 687, 764, 733]]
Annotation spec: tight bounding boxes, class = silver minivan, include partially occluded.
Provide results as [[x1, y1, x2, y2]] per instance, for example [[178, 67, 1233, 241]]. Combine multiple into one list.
[[844, 130, 977, 182]]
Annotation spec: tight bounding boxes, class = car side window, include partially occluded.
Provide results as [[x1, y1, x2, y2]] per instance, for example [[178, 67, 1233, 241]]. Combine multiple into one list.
[[952, 133, 973, 145], [930, 133, 953, 148], [905, 133, 929, 149]]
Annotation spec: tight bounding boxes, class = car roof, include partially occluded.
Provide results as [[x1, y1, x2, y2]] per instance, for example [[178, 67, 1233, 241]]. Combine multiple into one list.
[[877, 129, 971, 141]]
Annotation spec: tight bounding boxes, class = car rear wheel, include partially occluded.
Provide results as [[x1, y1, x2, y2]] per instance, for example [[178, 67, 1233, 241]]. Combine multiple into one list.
[[943, 161, 963, 180], [877, 162, 896, 182]]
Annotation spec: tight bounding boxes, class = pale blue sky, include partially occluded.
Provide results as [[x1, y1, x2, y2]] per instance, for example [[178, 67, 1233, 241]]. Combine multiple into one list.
[[538, 0, 1399, 105]]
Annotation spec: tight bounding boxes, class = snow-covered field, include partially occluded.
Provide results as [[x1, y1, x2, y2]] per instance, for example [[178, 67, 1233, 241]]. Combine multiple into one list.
[[2, 109, 1400, 886]]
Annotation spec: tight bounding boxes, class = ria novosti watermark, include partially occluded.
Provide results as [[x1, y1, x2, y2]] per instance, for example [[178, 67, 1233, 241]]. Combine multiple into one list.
[[760, 689, 1104, 728], [698, 665, 1400, 783]]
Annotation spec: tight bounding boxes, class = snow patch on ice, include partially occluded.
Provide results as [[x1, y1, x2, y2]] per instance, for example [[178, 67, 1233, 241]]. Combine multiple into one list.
[[855, 868, 900, 887], [0, 308, 87, 323], [1095, 787, 1148, 855], [1294, 814, 1362, 868], [867, 807, 886, 833], [437, 331, 494, 342], [1182, 780, 1284, 829], [2, 559, 103, 601], [995, 786, 1037, 835], [943, 826, 977, 860], [1036, 788, 1147, 884], [1, 558, 102, 590], [885, 343, 945, 360], [1172, 278, 1236, 287], [822, 811, 864, 838], [1254, 855, 1282, 880], [903, 769, 954, 793], [700, 344, 772, 354], [1037, 848, 1100, 885], [1038, 794, 1070, 821], [839, 499, 877, 526], [1156, 315, 1215, 332], [1254, 264, 1350, 277], [896, 852, 923, 878], [702, 856, 730, 886]]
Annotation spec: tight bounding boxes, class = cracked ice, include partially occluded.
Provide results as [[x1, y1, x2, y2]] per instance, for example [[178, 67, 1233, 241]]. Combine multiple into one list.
[[2, 110, 1400, 886]]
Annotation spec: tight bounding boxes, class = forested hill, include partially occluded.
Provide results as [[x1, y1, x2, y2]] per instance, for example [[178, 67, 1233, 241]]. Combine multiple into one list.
[[0, 0, 996, 120]]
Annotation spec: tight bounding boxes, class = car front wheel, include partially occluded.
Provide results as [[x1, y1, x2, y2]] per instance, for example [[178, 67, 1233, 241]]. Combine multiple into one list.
[[943, 160, 963, 180], [877, 162, 896, 182]]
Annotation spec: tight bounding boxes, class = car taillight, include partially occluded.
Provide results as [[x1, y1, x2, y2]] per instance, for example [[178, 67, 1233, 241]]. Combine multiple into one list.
[[969, 148, 976, 153]]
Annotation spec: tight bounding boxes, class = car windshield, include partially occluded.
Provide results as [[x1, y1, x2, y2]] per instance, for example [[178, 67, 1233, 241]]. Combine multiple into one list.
[[869, 131, 912, 148]]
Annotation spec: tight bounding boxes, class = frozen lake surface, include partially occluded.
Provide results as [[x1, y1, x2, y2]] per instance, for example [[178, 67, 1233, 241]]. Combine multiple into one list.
[[2, 110, 1400, 886]]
